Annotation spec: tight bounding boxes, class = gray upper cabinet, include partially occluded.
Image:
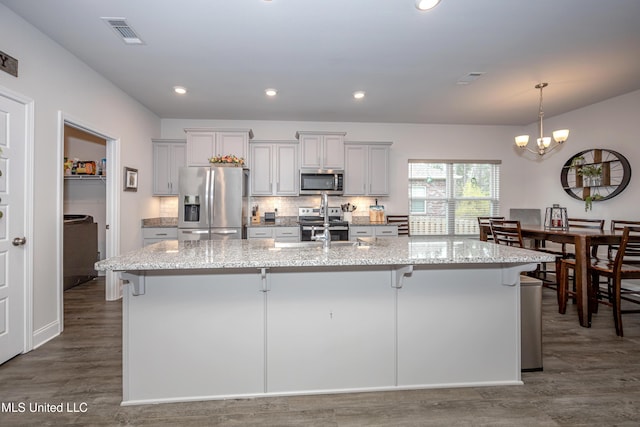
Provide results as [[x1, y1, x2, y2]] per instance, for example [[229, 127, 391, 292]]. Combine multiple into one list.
[[344, 141, 392, 196], [250, 141, 299, 196], [296, 131, 346, 170], [152, 139, 186, 195], [184, 128, 253, 166]]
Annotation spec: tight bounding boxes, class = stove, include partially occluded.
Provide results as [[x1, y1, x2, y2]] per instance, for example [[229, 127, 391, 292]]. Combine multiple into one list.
[[298, 207, 349, 241]]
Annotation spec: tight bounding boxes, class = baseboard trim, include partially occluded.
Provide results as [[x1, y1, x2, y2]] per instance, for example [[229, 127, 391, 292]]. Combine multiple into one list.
[[32, 320, 61, 349]]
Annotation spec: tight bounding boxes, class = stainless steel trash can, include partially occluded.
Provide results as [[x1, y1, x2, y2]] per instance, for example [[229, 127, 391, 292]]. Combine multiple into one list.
[[520, 275, 543, 371]]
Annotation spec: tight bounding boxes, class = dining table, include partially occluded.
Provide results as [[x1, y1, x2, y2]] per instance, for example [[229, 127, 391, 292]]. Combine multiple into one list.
[[480, 223, 622, 327]]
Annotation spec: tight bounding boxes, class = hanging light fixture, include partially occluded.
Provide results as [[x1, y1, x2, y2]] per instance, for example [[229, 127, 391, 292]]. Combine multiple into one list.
[[514, 83, 569, 156]]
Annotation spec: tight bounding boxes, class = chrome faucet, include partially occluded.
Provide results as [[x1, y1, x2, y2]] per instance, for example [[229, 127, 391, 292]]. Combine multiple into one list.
[[312, 192, 331, 249]]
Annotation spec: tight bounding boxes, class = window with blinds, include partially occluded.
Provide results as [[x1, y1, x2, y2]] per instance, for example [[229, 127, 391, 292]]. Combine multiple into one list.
[[408, 160, 501, 236]]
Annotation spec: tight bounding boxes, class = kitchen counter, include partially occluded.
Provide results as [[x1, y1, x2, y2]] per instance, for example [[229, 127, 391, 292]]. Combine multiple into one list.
[[96, 236, 553, 271], [141, 217, 177, 228], [98, 237, 553, 406], [349, 216, 394, 226], [246, 216, 298, 227]]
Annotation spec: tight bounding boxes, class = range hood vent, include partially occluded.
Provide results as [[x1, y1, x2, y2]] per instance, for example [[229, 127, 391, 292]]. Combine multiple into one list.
[[102, 17, 144, 45]]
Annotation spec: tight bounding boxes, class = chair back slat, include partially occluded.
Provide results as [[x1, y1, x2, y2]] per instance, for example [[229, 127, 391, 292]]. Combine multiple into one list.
[[609, 220, 640, 259], [489, 220, 524, 248], [567, 218, 605, 230], [477, 216, 505, 241], [613, 226, 640, 272]]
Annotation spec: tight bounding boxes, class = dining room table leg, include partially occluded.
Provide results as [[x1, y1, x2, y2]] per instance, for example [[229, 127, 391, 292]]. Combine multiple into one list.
[[574, 235, 591, 327]]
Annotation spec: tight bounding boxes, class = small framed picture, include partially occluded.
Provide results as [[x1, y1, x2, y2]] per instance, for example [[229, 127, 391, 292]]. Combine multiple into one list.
[[124, 167, 138, 192]]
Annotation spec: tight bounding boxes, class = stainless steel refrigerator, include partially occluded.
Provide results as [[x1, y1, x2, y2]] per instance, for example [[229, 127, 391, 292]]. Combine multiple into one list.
[[178, 166, 248, 241]]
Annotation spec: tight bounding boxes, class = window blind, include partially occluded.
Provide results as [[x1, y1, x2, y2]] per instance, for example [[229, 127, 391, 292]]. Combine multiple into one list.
[[408, 160, 501, 236]]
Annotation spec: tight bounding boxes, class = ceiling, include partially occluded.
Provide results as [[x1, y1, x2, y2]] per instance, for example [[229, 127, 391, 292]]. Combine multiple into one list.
[[3, 0, 640, 126]]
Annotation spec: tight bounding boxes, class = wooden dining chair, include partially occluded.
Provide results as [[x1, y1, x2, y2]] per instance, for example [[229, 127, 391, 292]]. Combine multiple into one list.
[[477, 216, 505, 241], [386, 215, 410, 236], [588, 226, 640, 336], [563, 218, 605, 257], [489, 220, 524, 247], [558, 226, 640, 334]]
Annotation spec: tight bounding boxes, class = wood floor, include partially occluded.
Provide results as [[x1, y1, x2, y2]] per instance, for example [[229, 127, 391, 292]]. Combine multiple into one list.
[[2, 278, 640, 426]]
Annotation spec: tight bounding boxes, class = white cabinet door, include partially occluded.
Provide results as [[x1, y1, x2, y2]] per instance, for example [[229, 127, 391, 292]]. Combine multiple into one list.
[[344, 144, 367, 195], [153, 140, 186, 195], [186, 131, 216, 166], [216, 131, 249, 161], [250, 142, 298, 196], [298, 134, 323, 169], [298, 132, 345, 169], [186, 129, 251, 166], [153, 143, 172, 195], [275, 144, 298, 195], [323, 134, 345, 169], [369, 144, 390, 195], [250, 143, 273, 196], [267, 269, 395, 393], [344, 142, 391, 196]]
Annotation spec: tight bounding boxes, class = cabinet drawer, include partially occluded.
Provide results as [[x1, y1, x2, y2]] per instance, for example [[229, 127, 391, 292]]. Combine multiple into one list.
[[350, 226, 374, 239], [375, 226, 398, 237], [275, 227, 300, 239], [142, 227, 178, 239], [248, 227, 275, 239]]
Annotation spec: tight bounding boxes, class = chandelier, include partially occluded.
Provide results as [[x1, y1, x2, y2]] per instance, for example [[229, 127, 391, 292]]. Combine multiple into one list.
[[514, 83, 569, 156]]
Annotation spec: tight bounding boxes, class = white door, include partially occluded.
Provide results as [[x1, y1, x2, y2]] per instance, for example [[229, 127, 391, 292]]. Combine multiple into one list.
[[0, 93, 27, 364]]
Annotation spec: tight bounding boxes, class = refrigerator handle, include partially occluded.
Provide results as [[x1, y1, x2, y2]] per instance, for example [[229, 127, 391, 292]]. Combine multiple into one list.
[[206, 168, 214, 227]]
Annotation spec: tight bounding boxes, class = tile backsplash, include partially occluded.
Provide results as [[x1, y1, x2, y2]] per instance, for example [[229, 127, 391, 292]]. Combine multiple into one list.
[[157, 195, 390, 218]]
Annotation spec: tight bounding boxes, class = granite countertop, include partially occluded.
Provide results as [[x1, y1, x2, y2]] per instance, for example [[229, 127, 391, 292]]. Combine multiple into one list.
[[95, 236, 554, 272], [247, 216, 299, 227], [349, 217, 394, 226], [141, 217, 178, 228]]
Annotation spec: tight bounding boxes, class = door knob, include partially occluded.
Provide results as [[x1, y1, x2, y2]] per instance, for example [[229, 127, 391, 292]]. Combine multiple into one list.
[[12, 237, 26, 246]]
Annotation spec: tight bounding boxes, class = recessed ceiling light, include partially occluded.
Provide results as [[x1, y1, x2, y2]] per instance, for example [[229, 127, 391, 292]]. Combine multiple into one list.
[[173, 86, 187, 95], [415, 0, 441, 11], [353, 91, 366, 100], [265, 88, 278, 97]]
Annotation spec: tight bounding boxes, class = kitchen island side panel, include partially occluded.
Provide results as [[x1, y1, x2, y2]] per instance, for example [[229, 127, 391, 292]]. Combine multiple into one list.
[[123, 271, 265, 404], [398, 266, 521, 387], [266, 267, 396, 393]]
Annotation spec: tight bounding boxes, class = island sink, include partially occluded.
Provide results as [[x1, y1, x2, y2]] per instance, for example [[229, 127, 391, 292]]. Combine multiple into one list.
[[273, 239, 371, 249]]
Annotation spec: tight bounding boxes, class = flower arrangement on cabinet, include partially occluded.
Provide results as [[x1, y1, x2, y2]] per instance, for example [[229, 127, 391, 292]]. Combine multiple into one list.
[[209, 154, 245, 167]]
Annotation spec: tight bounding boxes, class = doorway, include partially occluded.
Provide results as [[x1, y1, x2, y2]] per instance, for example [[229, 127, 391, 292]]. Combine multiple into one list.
[[58, 115, 120, 313]]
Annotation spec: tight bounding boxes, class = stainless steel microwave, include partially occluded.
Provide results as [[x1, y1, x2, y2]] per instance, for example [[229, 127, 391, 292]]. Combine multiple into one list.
[[299, 169, 344, 195]]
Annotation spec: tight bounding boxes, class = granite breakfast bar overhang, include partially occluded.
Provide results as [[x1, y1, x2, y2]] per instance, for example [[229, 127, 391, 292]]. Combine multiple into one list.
[[95, 237, 554, 406]]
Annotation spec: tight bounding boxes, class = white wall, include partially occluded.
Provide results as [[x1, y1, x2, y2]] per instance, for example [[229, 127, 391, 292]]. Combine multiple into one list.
[[510, 89, 640, 221], [0, 4, 161, 347], [162, 89, 640, 224]]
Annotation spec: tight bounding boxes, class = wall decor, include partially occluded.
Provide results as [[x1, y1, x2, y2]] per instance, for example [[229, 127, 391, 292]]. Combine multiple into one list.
[[124, 167, 138, 192], [560, 149, 631, 207]]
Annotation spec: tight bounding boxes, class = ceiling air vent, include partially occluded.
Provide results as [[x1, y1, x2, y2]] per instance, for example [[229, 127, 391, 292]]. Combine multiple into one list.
[[456, 72, 485, 85], [101, 17, 144, 45]]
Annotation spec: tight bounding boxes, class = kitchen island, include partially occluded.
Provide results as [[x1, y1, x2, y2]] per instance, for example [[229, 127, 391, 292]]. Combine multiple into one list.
[[96, 237, 554, 406]]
